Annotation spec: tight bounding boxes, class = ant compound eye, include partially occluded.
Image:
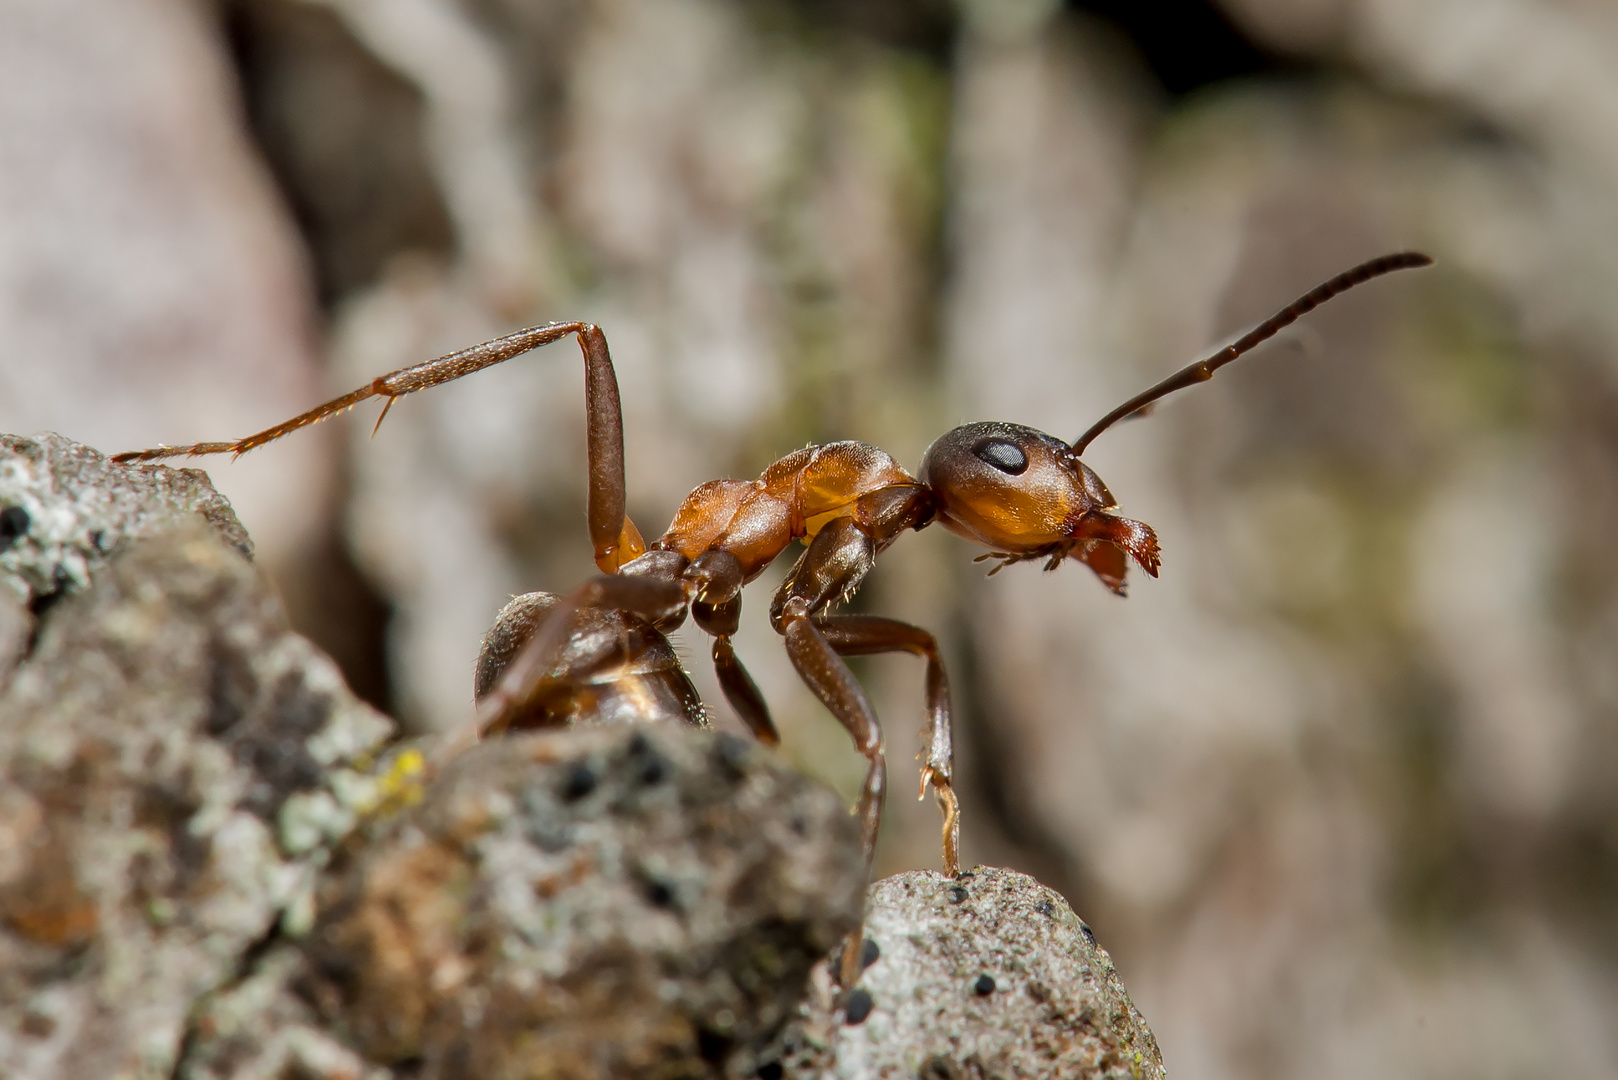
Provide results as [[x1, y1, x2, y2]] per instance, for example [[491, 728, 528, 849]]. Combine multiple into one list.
[[971, 439, 1028, 475]]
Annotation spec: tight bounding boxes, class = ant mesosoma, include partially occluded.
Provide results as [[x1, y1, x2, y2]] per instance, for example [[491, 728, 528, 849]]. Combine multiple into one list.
[[114, 250, 1431, 956]]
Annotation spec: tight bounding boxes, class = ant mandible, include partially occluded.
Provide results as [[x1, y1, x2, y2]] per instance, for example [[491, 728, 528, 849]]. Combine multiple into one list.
[[114, 250, 1431, 898]]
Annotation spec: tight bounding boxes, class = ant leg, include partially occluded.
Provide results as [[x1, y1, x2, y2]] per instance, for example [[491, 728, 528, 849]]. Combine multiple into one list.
[[687, 552, 780, 745], [780, 600, 886, 990], [778, 600, 886, 861], [112, 321, 590, 462], [769, 518, 887, 989], [712, 637, 778, 745], [111, 322, 648, 571], [434, 573, 687, 762], [576, 325, 646, 572], [817, 615, 959, 877]]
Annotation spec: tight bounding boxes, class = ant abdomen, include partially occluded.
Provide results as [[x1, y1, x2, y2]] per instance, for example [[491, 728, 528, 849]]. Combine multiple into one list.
[[474, 591, 705, 736]]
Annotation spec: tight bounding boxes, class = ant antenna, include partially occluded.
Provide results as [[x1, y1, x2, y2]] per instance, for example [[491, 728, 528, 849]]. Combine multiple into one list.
[[1071, 251, 1434, 456]]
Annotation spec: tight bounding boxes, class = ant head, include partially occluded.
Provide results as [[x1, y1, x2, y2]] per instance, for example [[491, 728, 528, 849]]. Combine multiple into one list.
[[919, 254, 1435, 591], [919, 421, 1160, 593]]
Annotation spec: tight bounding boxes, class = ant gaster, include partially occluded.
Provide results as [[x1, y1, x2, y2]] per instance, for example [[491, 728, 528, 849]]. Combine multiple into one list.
[[114, 251, 1431, 977]]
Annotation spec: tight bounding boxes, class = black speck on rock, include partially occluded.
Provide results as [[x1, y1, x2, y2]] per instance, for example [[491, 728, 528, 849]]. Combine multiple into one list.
[[974, 974, 996, 996], [844, 989, 873, 1025], [860, 937, 880, 970], [697, 1028, 731, 1063], [637, 752, 667, 786], [643, 877, 676, 909], [561, 759, 598, 801], [0, 504, 30, 549], [713, 731, 753, 778], [919, 1056, 965, 1080]]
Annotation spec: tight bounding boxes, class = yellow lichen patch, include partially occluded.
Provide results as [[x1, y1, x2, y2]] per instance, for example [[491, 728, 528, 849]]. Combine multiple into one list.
[[358, 747, 429, 818]]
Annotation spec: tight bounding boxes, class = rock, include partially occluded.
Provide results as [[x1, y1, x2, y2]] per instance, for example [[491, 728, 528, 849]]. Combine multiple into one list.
[[0, 586, 25, 684], [300, 725, 865, 1080], [179, 947, 390, 1080], [0, 524, 394, 1080], [0, 433, 252, 647], [752, 867, 1166, 1080]]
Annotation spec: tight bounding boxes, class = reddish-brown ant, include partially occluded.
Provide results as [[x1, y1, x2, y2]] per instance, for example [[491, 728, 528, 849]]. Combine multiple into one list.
[[114, 251, 1431, 974]]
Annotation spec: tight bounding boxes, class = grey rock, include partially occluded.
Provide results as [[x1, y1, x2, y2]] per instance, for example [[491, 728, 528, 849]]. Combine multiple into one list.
[[0, 524, 393, 1080], [0, 432, 252, 625], [754, 867, 1166, 1080], [299, 725, 865, 1080], [180, 947, 391, 1080], [0, 586, 24, 686]]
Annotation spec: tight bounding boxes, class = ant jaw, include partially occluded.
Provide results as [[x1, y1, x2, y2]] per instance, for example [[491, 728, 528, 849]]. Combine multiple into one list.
[[1068, 511, 1161, 593], [969, 510, 1160, 593], [1075, 541, 1130, 595]]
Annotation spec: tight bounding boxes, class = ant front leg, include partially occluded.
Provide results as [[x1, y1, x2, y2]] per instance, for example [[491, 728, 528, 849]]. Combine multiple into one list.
[[816, 615, 959, 878], [769, 517, 892, 990], [770, 518, 889, 863]]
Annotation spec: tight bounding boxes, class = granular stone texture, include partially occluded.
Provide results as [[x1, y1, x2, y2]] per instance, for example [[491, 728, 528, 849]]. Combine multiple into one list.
[[301, 726, 866, 1080], [0, 433, 252, 678], [0, 526, 394, 1080], [752, 867, 1166, 1080], [0, 586, 24, 683], [179, 947, 391, 1080]]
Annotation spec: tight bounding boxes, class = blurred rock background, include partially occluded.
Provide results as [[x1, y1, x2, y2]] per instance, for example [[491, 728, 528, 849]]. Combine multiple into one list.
[[2, 0, 1615, 1077]]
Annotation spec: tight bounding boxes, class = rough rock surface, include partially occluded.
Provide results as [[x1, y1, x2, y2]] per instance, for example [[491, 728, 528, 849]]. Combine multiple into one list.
[[0, 525, 394, 1079], [0, 432, 252, 683], [290, 726, 865, 1080], [754, 868, 1166, 1080]]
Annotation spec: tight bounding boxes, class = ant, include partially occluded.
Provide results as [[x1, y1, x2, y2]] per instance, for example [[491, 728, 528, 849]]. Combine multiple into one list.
[[115, 250, 1431, 980]]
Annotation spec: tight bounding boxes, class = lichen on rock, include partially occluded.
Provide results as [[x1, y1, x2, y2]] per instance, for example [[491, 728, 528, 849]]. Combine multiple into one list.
[[0, 441, 392, 1079], [0, 433, 251, 610], [301, 725, 866, 1079]]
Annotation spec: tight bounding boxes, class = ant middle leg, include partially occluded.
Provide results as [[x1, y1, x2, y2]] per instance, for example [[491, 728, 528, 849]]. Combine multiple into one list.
[[687, 551, 779, 745], [769, 519, 889, 861]]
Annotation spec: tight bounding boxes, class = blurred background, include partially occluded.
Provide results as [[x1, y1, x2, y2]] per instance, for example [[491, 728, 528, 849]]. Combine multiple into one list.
[[3, 0, 1617, 1076]]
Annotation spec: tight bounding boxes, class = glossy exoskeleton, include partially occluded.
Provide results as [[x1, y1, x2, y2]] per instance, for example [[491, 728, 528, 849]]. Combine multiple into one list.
[[114, 251, 1431, 977]]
